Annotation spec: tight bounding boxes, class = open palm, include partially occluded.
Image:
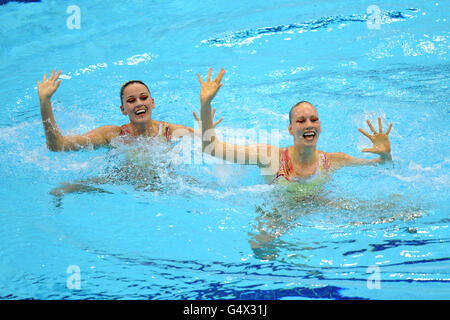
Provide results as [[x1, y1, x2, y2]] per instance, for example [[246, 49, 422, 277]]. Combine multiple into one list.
[[197, 68, 225, 104], [37, 70, 62, 100], [358, 117, 392, 155]]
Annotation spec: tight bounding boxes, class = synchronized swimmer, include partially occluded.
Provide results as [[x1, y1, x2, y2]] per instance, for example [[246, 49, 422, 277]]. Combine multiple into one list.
[[37, 70, 222, 151], [38, 68, 393, 191], [196, 68, 393, 186]]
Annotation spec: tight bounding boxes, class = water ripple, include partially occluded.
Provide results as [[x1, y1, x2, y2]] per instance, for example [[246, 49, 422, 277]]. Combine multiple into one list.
[[201, 10, 411, 47]]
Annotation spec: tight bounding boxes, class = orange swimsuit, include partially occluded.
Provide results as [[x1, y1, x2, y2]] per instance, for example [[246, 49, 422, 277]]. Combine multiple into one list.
[[273, 148, 330, 183]]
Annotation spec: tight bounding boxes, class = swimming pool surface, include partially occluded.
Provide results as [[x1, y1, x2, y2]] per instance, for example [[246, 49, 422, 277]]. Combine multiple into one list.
[[0, 0, 448, 299]]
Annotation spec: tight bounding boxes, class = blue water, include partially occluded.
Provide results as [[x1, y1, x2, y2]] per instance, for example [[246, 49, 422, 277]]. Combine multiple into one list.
[[0, 0, 449, 299]]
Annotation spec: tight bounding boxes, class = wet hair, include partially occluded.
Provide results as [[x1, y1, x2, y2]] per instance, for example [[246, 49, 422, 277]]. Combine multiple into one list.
[[289, 101, 314, 123], [120, 80, 150, 105]]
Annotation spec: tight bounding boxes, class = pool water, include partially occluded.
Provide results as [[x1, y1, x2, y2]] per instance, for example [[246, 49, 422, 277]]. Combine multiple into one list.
[[0, 0, 449, 299]]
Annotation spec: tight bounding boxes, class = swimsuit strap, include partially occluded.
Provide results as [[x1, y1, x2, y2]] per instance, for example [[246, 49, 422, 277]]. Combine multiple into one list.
[[160, 122, 171, 141], [273, 148, 293, 182], [120, 124, 131, 136], [319, 152, 331, 171]]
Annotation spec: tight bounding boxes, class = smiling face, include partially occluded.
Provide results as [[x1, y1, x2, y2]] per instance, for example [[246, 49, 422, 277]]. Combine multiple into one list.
[[120, 82, 154, 124], [288, 102, 322, 146]]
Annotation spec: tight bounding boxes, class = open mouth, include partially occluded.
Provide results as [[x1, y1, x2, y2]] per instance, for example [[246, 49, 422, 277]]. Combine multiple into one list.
[[135, 108, 147, 117], [302, 131, 316, 141]]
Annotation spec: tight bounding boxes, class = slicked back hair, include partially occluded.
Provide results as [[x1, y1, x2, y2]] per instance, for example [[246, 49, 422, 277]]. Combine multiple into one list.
[[120, 80, 150, 105], [289, 101, 314, 123]]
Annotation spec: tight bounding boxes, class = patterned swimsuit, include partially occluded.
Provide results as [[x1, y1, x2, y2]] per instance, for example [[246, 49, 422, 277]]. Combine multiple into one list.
[[273, 148, 330, 183], [119, 122, 172, 142]]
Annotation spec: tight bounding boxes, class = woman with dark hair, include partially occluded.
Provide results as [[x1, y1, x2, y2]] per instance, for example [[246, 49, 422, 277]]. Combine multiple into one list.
[[37, 70, 222, 151]]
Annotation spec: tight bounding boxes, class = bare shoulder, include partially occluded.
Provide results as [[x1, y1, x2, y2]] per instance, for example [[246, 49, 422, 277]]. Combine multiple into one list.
[[94, 125, 122, 135], [163, 121, 194, 137], [84, 125, 122, 142], [61, 125, 122, 150]]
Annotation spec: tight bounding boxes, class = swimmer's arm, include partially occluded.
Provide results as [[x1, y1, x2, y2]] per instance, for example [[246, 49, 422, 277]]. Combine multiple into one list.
[[166, 123, 194, 139], [38, 70, 66, 151], [198, 68, 225, 151], [192, 108, 223, 138], [327, 152, 391, 170], [330, 117, 393, 170], [42, 115, 121, 151], [167, 109, 223, 139], [56, 126, 122, 151], [199, 99, 275, 165], [206, 140, 278, 167], [40, 96, 121, 151], [38, 70, 122, 151], [197, 68, 277, 167]]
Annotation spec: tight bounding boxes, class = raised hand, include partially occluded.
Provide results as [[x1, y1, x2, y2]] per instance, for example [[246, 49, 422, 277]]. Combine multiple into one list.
[[197, 68, 226, 104], [37, 70, 62, 100], [358, 117, 392, 157], [193, 107, 223, 129]]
